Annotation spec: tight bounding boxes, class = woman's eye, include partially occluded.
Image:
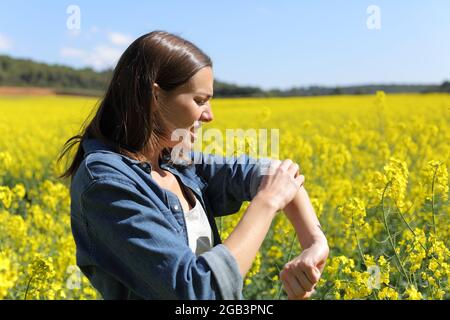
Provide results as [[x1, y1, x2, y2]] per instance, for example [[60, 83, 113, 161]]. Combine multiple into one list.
[[195, 100, 206, 106]]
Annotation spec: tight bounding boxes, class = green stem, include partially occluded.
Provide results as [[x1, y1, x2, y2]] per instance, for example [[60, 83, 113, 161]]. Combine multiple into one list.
[[351, 212, 366, 266], [394, 201, 427, 253], [351, 214, 380, 300], [431, 165, 438, 237], [320, 283, 334, 300], [276, 231, 297, 300], [393, 201, 443, 269], [381, 180, 411, 286], [24, 274, 34, 300]]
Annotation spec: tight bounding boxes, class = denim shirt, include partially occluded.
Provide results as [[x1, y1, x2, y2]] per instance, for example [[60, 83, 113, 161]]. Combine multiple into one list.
[[70, 138, 271, 300]]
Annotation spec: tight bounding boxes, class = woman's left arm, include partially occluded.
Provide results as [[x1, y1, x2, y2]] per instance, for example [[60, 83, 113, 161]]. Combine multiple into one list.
[[280, 185, 329, 300]]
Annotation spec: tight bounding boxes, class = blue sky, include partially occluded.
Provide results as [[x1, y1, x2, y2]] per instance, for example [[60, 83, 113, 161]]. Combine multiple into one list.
[[0, 0, 449, 90]]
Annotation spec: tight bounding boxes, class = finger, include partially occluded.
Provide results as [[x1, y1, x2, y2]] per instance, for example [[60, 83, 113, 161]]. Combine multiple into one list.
[[301, 264, 321, 285], [279, 159, 293, 172], [292, 265, 315, 291], [270, 159, 282, 168], [288, 162, 300, 177], [280, 276, 296, 300], [284, 275, 315, 300], [293, 269, 315, 292], [312, 266, 322, 282], [284, 269, 306, 297], [268, 159, 282, 175], [297, 290, 314, 300], [295, 174, 305, 187]]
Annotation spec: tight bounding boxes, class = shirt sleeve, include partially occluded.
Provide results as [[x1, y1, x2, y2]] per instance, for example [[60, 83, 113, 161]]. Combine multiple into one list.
[[80, 177, 243, 300], [191, 151, 273, 217]]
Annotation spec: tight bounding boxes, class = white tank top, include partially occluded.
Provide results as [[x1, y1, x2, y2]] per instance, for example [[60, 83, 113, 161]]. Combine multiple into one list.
[[184, 195, 214, 256]]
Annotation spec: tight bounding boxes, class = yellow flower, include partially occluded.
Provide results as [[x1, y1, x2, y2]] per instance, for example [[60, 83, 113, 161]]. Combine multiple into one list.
[[383, 158, 409, 205], [0, 251, 19, 299], [25, 254, 57, 299], [1, 93, 449, 300], [0, 152, 13, 178], [267, 245, 284, 259], [0, 186, 13, 209], [421, 160, 448, 202], [404, 285, 422, 300], [364, 254, 376, 267], [378, 255, 388, 267], [378, 287, 399, 300]]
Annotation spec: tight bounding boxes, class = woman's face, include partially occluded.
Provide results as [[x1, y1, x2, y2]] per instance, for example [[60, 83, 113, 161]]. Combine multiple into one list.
[[153, 66, 214, 149]]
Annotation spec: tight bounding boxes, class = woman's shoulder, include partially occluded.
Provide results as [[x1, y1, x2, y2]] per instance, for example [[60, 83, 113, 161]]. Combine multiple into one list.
[[71, 151, 137, 195], [84, 152, 130, 179]]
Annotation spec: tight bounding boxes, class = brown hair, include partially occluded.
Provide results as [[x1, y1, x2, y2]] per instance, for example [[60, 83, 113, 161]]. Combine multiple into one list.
[[57, 30, 213, 179]]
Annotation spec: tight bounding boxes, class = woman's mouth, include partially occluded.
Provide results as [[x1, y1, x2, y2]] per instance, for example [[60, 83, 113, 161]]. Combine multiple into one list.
[[190, 121, 201, 140]]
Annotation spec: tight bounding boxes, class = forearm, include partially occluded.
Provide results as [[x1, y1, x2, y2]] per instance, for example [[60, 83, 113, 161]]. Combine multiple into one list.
[[283, 186, 327, 248], [222, 195, 277, 278]]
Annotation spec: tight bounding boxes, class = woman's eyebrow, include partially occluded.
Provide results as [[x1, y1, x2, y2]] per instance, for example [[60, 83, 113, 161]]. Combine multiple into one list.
[[196, 92, 213, 98]]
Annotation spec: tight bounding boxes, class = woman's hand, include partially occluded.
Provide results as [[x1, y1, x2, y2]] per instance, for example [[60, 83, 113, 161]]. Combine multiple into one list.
[[256, 159, 305, 212], [279, 239, 329, 300]]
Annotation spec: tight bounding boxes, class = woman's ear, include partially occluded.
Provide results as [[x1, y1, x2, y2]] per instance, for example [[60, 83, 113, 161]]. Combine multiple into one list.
[[153, 82, 160, 100], [152, 82, 160, 110]]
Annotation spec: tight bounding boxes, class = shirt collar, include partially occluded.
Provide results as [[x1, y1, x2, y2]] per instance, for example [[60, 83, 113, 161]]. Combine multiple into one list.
[[82, 138, 115, 154], [81, 138, 173, 168]]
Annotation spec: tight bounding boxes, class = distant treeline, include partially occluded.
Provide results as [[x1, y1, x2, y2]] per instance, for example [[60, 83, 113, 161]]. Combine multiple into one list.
[[0, 55, 449, 97], [0, 55, 111, 96]]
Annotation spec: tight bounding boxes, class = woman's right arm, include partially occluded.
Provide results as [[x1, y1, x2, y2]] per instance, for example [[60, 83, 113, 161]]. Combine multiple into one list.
[[222, 159, 304, 277]]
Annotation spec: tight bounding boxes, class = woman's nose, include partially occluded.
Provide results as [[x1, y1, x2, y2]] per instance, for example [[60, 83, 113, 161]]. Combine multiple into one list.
[[200, 105, 214, 122]]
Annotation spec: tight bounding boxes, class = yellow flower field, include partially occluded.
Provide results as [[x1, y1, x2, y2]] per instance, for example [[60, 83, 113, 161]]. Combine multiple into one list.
[[0, 92, 449, 299]]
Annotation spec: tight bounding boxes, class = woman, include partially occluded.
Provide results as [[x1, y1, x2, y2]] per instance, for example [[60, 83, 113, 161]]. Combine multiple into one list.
[[58, 30, 329, 300]]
